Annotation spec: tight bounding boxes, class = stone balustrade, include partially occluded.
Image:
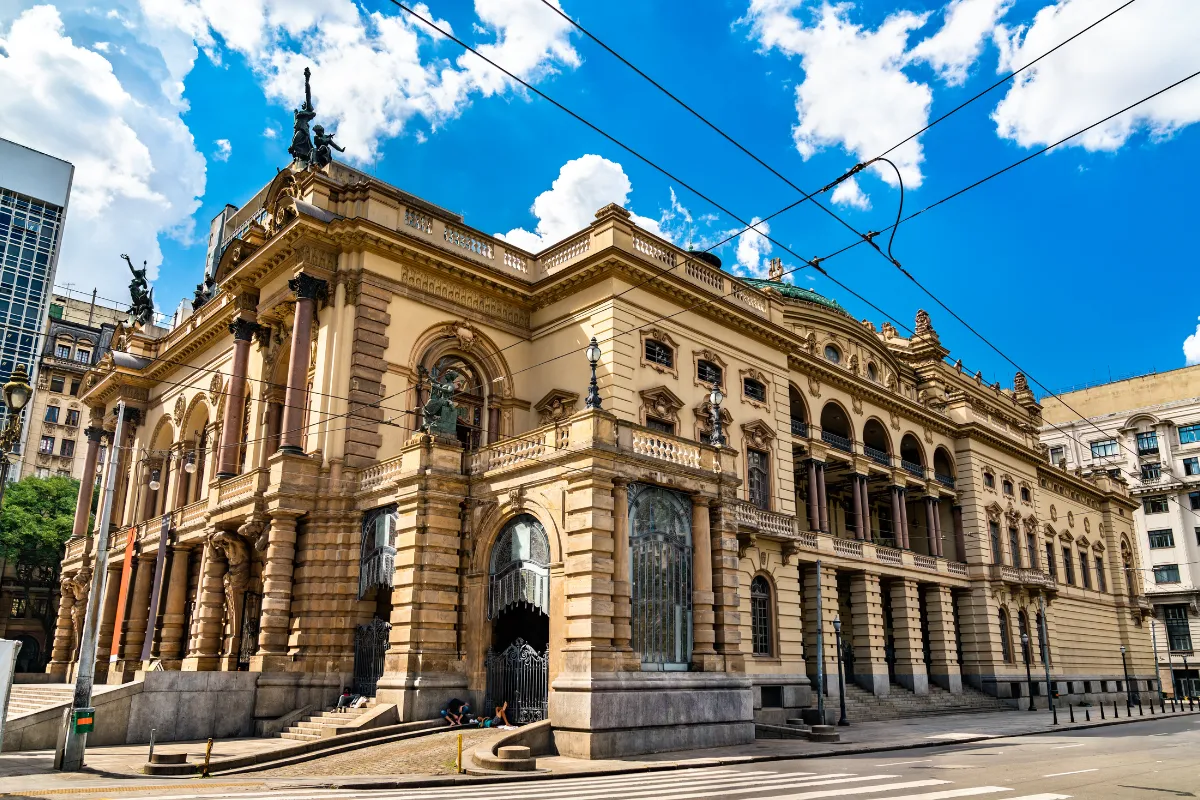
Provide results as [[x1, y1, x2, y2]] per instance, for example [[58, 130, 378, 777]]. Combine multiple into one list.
[[988, 563, 1058, 591], [359, 456, 405, 492], [215, 469, 265, 509], [177, 498, 209, 532]]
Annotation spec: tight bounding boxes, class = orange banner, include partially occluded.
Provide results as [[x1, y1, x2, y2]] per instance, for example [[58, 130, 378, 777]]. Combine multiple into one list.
[[108, 528, 137, 660]]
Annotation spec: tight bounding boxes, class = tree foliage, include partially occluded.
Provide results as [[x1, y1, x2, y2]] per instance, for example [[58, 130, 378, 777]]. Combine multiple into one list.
[[0, 475, 86, 570]]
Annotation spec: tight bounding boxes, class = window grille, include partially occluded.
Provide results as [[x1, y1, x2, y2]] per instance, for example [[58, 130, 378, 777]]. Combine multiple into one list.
[[644, 339, 673, 368], [628, 483, 693, 670]]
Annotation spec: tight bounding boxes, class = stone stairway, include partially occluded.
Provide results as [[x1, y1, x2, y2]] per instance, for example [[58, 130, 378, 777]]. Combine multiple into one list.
[[4, 685, 76, 719], [838, 682, 1006, 722], [277, 699, 380, 741]]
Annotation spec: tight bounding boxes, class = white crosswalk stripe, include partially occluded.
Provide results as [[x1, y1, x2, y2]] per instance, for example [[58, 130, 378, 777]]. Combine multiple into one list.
[[178, 767, 1073, 800]]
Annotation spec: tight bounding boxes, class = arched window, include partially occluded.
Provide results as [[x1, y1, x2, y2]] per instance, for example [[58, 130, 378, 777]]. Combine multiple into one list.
[[747, 448, 769, 510], [750, 576, 773, 656], [824, 344, 841, 364], [488, 513, 551, 619], [629, 483, 693, 670], [359, 504, 398, 599], [1020, 486, 1031, 502], [1002, 479, 1014, 496], [999, 609, 1013, 662]]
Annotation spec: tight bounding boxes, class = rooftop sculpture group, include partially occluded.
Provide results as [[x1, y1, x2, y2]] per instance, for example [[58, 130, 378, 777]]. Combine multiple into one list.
[[121, 254, 155, 328], [288, 68, 344, 169]]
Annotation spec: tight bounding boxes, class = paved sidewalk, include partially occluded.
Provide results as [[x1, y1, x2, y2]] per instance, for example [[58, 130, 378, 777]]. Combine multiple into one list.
[[0, 704, 1193, 796]]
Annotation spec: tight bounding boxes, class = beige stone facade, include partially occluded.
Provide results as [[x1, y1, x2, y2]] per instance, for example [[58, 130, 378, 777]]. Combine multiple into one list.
[[51, 159, 1156, 758]]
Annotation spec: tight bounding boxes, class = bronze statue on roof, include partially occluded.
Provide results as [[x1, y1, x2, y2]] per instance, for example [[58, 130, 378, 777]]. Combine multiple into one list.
[[121, 254, 155, 328], [287, 67, 343, 169]]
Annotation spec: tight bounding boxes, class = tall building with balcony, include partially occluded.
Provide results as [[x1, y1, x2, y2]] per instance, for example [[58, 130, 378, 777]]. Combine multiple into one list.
[[19, 291, 124, 481], [37, 99, 1153, 754], [1040, 365, 1200, 698], [0, 138, 74, 479]]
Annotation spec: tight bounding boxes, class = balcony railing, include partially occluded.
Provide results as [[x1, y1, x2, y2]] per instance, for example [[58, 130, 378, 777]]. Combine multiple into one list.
[[935, 472, 956, 489], [791, 419, 808, 438], [733, 500, 798, 538], [822, 430, 853, 453], [864, 445, 891, 467], [901, 459, 925, 478], [989, 564, 1058, 590]]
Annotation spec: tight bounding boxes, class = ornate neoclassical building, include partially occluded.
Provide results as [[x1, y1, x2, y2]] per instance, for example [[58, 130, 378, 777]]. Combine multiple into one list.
[[50, 153, 1156, 757]]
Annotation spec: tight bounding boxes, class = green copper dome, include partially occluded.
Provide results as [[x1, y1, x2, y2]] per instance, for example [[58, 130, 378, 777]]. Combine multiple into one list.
[[743, 278, 850, 316]]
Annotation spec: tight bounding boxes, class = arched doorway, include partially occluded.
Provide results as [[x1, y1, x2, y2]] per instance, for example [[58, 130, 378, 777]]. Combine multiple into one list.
[[485, 514, 550, 722]]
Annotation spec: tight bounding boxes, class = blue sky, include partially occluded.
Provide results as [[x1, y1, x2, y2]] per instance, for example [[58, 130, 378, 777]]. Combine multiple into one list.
[[2, 0, 1198, 397]]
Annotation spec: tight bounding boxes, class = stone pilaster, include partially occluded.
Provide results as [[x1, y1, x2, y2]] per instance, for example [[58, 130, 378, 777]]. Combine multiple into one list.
[[182, 541, 226, 671], [94, 559, 124, 677], [848, 572, 889, 695], [924, 584, 962, 692], [254, 510, 300, 669], [611, 478, 632, 655], [158, 545, 192, 663], [560, 472, 617, 675], [710, 499, 744, 671], [377, 434, 468, 719], [691, 496, 717, 662], [889, 578, 929, 694], [801, 562, 841, 700], [217, 317, 258, 477]]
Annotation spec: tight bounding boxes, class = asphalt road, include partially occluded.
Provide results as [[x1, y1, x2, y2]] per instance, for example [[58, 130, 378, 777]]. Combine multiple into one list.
[[8, 715, 1198, 800]]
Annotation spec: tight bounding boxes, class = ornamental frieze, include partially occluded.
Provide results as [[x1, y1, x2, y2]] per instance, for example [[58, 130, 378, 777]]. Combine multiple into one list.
[[399, 266, 529, 329]]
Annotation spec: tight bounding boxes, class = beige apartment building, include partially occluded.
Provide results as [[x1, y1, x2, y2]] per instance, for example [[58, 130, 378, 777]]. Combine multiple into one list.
[[1041, 364, 1200, 698], [43, 104, 1156, 756], [19, 292, 125, 482]]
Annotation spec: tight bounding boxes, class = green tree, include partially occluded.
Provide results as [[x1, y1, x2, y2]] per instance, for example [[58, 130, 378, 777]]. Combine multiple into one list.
[[0, 475, 86, 570]]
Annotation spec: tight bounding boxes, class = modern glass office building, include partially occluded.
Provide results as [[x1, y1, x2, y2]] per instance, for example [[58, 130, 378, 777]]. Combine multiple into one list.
[[0, 138, 74, 475]]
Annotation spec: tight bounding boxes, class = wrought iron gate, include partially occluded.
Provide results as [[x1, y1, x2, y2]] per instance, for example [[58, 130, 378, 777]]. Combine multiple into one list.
[[237, 590, 262, 671], [353, 618, 391, 697], [484, 638, 548, 723]]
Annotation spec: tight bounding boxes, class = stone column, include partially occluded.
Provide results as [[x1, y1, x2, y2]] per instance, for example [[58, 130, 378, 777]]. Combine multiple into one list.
[[852, 474, 866, 540], [859, 477, 872, 541], [92, 558, 124, 679], [71, 427, 105, 536], [898, 489, 911, 550], [217, 318, 258, 477], [691, 496, 716, 659], [611, 479, 632, 653], [952, 505, 965, 561], [120, 554, 155, 662], [801, 562, 841, 700], [923, 496, 936, 555], [172, 446, 192, 511], [46, 581, 77, 679], [138, 459, 160, 524], [158, 545, 192, 663], [709, 500, 744, 668], [890, 487, 902, 546], [924, 584, 961, 692], [182, 541, 227, 671], [806, 460, 819, 532], [848, 572, 889, 695], [279, 273, 326, 454], [255, 510, 300, 668], [931, 499, 944, 557], [889, 578, 928, 694], [816, 463, 829, 534]]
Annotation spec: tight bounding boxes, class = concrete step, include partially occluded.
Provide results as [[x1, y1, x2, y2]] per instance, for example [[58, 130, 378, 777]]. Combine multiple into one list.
[[278, 731, 321, 741]]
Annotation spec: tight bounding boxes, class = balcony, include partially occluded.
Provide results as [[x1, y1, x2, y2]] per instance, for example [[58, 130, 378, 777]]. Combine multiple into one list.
[[821, 430, 853, 453], [935, 472, 956, 489], [901, 459, 926, 479], [989, 564, 1058, 592], [864, 445, 891, 467], [790, 419, 808, 438]]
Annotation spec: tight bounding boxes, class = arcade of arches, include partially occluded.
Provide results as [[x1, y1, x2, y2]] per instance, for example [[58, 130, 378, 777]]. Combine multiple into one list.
[[47, 157, 1155, 759]]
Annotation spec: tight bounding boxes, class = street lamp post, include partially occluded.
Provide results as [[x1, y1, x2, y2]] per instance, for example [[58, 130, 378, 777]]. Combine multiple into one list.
[[833, 618, 848, 726], [1038, 594, 1057, 725], [584, 337, 602, 410], [1183, 654, 1191, 703], [1120, 645, 1132, 711], [0, 364, 33, 509], [1021, 632, 1035, 711]]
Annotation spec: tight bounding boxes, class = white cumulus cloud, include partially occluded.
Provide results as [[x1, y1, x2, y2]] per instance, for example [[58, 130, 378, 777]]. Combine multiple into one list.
[[831, 176, 871, 209], [140, 0, 580, 161], [734, 217, 772, 277], [497, 154, 664, 252], [992, 0, 1200, 151], [1185, 317, 1200, 366], [742, 0, 1011, 196], [0, 5, 205, 300], [213, 138, 231, 161]]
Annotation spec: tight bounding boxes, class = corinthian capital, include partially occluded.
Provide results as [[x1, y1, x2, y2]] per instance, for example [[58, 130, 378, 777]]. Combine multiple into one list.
[[229, 317, 261, 342], [288, 272, 328, 302]]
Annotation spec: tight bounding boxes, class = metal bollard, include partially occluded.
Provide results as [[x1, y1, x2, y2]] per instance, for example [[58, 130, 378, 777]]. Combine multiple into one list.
[[1068, 704, 1075, 723], [1100, 703, 1105, 719], [457, 732, 463, 774], [1139, 702, 1144, 716], [1085, 708, 1090, 721], [1151, 702, 1156, 715], [148, 728, 156, 763], [1115, 700, 1120, 718], [201, 738, 213, 778]]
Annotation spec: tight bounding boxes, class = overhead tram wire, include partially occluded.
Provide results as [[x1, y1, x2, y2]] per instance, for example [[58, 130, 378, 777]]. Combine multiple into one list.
[[539, 0, 1141, 266]]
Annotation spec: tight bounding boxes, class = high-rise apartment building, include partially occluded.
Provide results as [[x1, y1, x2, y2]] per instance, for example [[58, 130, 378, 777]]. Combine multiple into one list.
[[0, 138, 75, 478]]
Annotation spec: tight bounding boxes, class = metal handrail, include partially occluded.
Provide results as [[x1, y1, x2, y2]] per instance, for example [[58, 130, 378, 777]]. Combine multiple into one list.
[[935, 472, 956, 488], [901, 459, 925, 478], [822, 430, 853, 453], [791, 419, 808, 437], [864, 445, 891, 467]]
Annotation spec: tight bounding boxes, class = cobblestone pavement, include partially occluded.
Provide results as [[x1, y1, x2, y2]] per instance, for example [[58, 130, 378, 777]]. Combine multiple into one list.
[[260, 726, 506, 777]]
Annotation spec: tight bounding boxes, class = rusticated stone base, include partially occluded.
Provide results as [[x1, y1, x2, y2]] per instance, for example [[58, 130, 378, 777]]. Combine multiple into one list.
[[548, 671, 754, 759], [375, 670, 469, 722]]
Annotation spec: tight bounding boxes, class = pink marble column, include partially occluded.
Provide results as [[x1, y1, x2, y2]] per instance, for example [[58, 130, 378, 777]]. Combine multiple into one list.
[[217, 318, 258, 477], [279, 273, 326, 454]]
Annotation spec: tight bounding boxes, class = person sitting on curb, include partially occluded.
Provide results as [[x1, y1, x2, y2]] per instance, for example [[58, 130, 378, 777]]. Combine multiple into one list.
[[441, 698, 468, 726]]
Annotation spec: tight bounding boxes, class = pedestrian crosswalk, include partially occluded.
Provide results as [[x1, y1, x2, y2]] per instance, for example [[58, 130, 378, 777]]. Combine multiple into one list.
[[177, 766, 1073, 800]]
